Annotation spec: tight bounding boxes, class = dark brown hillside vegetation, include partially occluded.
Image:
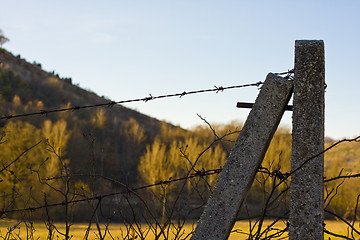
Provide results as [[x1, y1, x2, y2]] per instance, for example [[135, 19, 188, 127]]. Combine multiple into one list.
[[0, 47, 191, 222], [0, 47, 162, 127], [0, 48, 183, 190]]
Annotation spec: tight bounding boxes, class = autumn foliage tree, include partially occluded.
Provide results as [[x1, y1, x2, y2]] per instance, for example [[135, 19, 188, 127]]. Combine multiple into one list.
[[0, 29, 9, 47], [0, 119, 71, 219]]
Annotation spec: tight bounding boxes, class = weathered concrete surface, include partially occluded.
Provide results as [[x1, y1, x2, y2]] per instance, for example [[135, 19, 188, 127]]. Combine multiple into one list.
[[191, 73, 293, 240], [289, 40, 325, 239]]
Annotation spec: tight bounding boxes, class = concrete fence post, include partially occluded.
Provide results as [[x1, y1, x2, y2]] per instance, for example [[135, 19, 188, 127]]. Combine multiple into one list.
[[289, 40, 325, 239], [191, 73, 293, 240]]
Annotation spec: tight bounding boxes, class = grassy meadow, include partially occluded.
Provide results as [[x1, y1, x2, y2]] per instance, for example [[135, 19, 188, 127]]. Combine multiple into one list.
[[0, 219, 358, 239]]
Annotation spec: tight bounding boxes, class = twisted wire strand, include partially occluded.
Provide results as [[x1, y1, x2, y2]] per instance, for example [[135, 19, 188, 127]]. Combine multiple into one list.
[[0, 81, 263, 120]]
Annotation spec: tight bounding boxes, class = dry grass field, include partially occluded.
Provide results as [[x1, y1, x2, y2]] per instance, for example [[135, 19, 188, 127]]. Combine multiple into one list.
[[0, 219, 358, 239]]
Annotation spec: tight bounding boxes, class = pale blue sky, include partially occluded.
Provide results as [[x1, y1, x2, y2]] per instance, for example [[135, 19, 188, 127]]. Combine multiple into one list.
[[1, 1, 359, 139]]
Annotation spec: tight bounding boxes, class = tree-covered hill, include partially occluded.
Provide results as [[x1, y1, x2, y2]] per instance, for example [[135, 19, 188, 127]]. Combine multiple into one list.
[[1, 46, 359, 222], [0, 47, 179, 186]]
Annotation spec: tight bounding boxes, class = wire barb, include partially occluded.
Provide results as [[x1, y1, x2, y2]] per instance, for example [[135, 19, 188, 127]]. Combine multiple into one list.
[[180, 91, 187, 97], [274, 69, 294, 80], [214, 86, 224, 93]]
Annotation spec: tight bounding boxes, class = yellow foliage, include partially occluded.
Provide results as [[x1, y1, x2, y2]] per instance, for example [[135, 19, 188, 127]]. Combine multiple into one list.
[[46, 76, 62, 88], [0, 121, 47, 209], [324, 140, 360, 218], [42, 119, 71, 179], [91, 108, 107, 128], [42, 119, 71, 154], [122, 117, 146, 144], [12, 95, 21, 107], [0, 120, 72, 212]]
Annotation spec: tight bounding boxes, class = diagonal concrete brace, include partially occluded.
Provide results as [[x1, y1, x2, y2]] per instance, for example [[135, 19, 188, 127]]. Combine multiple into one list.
[[191, 73, 293, 240]]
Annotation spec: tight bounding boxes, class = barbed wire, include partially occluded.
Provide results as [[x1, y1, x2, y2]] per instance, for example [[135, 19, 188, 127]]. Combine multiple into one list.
[[0, 168, 222, 215], [0, 81, 263, 120], [273, 69, 294, 80]]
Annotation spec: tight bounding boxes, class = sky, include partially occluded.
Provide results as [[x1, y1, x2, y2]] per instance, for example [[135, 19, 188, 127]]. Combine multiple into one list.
[[0, 1, 359, 139]]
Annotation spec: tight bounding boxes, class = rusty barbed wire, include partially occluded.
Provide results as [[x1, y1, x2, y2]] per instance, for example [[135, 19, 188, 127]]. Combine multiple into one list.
[[0, 168, 223, 215], [0, 81, 263, 120]]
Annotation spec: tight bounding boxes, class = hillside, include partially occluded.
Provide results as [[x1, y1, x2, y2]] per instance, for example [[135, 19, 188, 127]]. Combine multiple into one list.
[[0, 47, 180, 185], [0, 47, 162, 128], [1, 47, 359, 223]]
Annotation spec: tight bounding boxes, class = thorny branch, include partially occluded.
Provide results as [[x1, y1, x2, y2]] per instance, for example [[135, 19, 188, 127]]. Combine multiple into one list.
[[197, 114, 235, 154], [0, 168, 223, 215], [0, 141, 42, 175], [291, 136, 360, 178], [325, 209, 360, 236]]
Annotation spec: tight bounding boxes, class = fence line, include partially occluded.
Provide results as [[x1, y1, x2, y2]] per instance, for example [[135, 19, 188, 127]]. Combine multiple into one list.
[[1, 61, 360, 239], [0, 81, 263, 120], [1, 135, 358, 216]]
